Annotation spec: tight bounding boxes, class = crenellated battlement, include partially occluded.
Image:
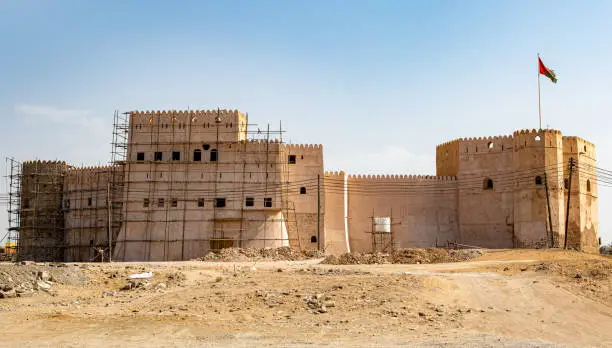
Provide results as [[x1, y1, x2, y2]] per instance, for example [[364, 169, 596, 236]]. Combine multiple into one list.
[[283, 143, 323, 150], [131, 109, 242, 117], [22, 160, 67, 166], [563, 136, 595, 148], [324, 171, 346, 177], [513, 128, 562, 136], [347, 174, 456, 182]]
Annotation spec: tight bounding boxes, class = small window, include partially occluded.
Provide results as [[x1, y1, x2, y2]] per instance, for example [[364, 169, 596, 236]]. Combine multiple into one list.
[[171, 198, 178, 207], [245, 197, 254, 207], [311, 236, 317, 243], [88, 197, 92, 206], [64, 199, 70, 209], [90, 239, 94, 246], [154, 152, 163, 161], [172, 151, 181, 161], [535, 135, 541, 141], [193, 149, 202, 162], [136, 152, 145, 161], [197, 198, 204, 207], [203, 144, 210, 150], [210, 149, 218, 162], [535, 176, 543, 185], [158, 198, 165, 208], [143, 198, 150, 208], [564, 179, 569, 190], [264, 197, 272, 207], [288, 155, 296, 164], [215, 198, 226, 208], [301, 155, 304, 160], [587, 179, 591, 192], [300, 187, 307, 194], [487, 142, 493, 149], [483, 178, 493, 190], [584, 145, 587, 152]]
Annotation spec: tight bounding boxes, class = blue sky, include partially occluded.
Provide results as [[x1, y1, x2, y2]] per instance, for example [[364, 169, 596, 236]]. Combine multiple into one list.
[[1, 0, 611, 243]]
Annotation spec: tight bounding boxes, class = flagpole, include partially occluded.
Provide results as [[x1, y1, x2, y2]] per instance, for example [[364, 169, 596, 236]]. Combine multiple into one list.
[[538, 53, 542, 130]]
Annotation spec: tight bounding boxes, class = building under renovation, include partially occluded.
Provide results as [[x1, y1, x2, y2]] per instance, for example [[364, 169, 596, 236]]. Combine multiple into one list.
[[5, 109, 600, 261]]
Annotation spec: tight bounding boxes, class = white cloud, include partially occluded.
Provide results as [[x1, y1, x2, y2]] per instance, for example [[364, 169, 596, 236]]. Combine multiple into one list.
[[14, 104, 106, 135]]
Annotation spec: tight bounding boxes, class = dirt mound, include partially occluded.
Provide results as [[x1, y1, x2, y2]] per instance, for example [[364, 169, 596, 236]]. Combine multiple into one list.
[[0, 262, 88, 299], [322, 248, 484, 265], [196, 247, 325, 262]]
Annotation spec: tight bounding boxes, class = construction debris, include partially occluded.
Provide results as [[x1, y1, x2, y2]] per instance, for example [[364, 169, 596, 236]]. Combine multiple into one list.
[[321, 248, 484, 265], [195, 247, 325, 262]]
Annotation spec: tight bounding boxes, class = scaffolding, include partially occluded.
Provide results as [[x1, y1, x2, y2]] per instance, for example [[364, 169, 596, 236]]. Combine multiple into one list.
[[5, 157, 22, 255], [369, 209, 400, 252], [7, 109, 320, 262]]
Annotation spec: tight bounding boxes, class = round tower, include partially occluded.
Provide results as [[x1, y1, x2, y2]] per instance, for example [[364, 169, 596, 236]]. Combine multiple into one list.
[[19, 160, 68, 261]]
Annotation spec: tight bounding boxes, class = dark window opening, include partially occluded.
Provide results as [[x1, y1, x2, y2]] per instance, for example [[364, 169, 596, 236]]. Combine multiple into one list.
[[245, 197, 254, 207], [172, 151, 181, 161], [535, 176, 543, 185], [90, 239, 94, 246], [136, 152, 145, 161], [88, 197, 92, 206], [154, 152, 163, 161], [301, 155, 304, 160], [564, 179, 569, 189], [171, 198, 178, 207], [210, 149, 218, 161], [300, 187, 307, 194], [158, 198, 165, 208], [311, 236, 317, 243], [197, 198, 205, 207], [264, 197, 272, 207], [215, 198, 226, 208], [64, 199, 70, 209], [587, 179, 591, 192], [483, 178, 493, 190], [144, 198, 150, 208], [584, 145, 587, 152], [288, 155, 296, 164], [203, 144, 210, 150], [193, 149, 202, 161]]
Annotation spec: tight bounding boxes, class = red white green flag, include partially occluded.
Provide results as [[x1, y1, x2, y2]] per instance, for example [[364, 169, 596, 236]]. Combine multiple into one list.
[[539, 57, 557, 83]]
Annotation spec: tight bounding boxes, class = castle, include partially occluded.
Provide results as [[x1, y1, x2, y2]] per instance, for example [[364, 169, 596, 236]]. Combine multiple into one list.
[[11, 109, 600, 261]]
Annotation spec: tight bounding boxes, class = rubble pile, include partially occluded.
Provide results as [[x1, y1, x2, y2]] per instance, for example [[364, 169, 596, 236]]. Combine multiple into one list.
[[197, 247, 325, 262], [0, 261, 87, 299], [322, 248, 484, 265]]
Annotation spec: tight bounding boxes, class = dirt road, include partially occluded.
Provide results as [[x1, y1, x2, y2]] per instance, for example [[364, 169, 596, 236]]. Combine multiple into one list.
[[0, 250, 610, 347]]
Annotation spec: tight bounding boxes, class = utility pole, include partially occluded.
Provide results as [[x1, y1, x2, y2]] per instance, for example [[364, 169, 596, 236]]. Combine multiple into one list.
[[107, 182, 112, 262], [564, 158, 575, 249], [544, 172, 554, 247], [317, 174, 321, 250]]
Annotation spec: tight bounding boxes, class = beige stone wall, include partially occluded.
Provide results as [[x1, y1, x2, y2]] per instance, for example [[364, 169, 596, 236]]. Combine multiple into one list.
[[455, 135, 515, 248], [340, 175, 458, 253], [322, 171, 349, 255], [111, 110, 321, 261], [436, 140, 460, 177], [63, 166, 123, 261], [563, 136, 599, 252], [282, 144, 324, 251]]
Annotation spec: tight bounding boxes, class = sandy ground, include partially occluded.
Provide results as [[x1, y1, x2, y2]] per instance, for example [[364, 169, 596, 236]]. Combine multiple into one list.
[[0, 249, 610, 347]]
